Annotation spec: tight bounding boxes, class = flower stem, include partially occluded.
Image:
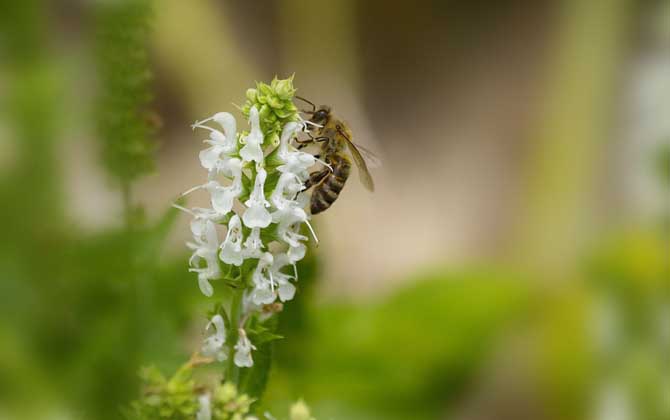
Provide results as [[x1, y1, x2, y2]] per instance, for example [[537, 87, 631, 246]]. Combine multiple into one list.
[[226, 285, 244, 385], [122, 181, 133, 229]]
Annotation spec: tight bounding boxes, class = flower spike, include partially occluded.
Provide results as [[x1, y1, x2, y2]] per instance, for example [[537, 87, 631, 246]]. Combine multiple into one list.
[[182, 77, 322, 369]]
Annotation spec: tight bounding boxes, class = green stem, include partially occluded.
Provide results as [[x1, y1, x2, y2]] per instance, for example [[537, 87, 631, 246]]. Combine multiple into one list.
[[122, 181, 133, 229], [226, 285, 244, 385]]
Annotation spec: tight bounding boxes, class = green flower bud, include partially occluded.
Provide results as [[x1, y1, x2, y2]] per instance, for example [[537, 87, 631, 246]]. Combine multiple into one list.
[[258, 104, 271, 123], [275, 106, 294, 119], [275, 79, 295, 100], [245, 88, 257, 101], [217, 382, 237, 402], [267, 95, 283, 109], [290, 400, 315, 420], [269, 132, 280, 146], [258, 83, 273, 97]]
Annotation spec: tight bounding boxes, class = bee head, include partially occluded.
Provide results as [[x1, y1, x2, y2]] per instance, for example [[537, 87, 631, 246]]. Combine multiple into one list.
[[310, 106, 331, 126]]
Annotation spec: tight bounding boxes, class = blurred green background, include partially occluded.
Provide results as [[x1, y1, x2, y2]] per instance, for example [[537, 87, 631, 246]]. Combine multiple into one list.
[[0, 0, 668, 419]]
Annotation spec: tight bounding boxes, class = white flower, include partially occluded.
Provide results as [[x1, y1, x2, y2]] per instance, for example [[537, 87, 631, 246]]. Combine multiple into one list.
[[191, 269, 216, 297], [193, 112, 237, 170], [243, 168, 272, 228], [187, 219, 220, 266], [272, 253, 296, 302], [186, 220, 220, 296], [174, 205, 224, 296], [173, 204, 221, 238], [182, 83, 324, 369], [273, 205, 308, 248], [220, 214, 244, 266], [180, 157, 243, 218], [201, 314, 228, 362], [196, 393, 211, 420], [242, 290, 262, 316], [208, 158, 243, 215], [239, 106, 264, 163], [242, 227, 264, 258], [198, 130, 226, 171], [234, 329, 256, 368], [287, 242, 306, 263], [251, 252, 275, 305], [270, 172, 303, 211], [276, 122, 315, 179], [249, 252, 297, 304], [241, 290, 276, 322]]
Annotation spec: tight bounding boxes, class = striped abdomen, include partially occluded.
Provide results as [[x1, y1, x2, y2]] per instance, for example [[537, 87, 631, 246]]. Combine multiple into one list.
[[311, 154, 351, 214]]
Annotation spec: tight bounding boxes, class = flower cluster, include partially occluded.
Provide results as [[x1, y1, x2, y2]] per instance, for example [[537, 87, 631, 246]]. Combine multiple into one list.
[[176, 77, 318, 369], [195, 382, 254, 420], [130, 364, 254, 420]]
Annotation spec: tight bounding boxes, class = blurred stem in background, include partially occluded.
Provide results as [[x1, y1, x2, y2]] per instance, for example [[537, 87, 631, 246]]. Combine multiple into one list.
[[278, 0, 359, 98], [513, 0, 632, 275], [94, 0, 155, 228], [505, 1, 634, 418], [1, 1, 196, 418]]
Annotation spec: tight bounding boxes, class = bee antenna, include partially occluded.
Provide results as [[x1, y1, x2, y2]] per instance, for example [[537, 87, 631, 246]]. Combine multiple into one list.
[[294, 95, 316, 113]]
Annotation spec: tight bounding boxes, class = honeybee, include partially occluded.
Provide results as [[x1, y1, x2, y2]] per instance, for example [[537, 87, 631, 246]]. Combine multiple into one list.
[[295, 96, 377, 215]]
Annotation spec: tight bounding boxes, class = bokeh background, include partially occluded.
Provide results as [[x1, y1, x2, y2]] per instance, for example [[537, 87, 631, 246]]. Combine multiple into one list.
[[1, 0, 668, 419]]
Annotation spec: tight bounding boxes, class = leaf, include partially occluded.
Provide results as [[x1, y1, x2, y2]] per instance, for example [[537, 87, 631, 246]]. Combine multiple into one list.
[[238, 339, 273, 403], [249, 324, 283, 346]]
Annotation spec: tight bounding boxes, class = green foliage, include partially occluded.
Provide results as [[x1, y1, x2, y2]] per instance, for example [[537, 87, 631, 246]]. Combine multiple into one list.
[[267, 268, 531, 419], [210, 383, 255, 420], [128, 364, 255, 420], [128, 365, 198, 419], [94, 0, 156, 185], [0, 193, 196, 419], [588, 229, 668, 304], [0, 1, 64, 237], [241, 75, 300, 146], [586, 229, 669, 420]]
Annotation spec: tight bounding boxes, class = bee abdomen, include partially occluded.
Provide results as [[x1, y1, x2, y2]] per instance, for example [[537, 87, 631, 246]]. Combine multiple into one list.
[[326, 174, 346, 194], [310, 154, 351, 215], [310, 173, 348, 214]]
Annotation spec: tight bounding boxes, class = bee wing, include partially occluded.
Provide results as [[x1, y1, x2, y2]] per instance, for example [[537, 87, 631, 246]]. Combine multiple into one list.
[[353, 143, 382, 169], [337, 128, 375, 192]]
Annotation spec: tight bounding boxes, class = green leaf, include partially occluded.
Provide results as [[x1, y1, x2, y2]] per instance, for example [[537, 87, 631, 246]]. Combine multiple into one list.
[[238, 339, 273, 403]]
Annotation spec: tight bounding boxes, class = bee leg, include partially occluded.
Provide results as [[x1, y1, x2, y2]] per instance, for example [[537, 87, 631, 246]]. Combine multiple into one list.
[[295, 136, 314, 150], [301, 169, 329, 191], [296, 131, 329, 149]]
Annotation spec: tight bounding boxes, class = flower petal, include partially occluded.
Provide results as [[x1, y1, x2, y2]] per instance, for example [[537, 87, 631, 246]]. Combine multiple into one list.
[[198, 275, 214, 297], [242, 204, 272, 228], [278, 281, 296, 302]]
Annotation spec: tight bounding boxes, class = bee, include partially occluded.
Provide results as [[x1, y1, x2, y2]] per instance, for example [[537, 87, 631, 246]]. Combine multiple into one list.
[[295, 96, 377, 215]]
